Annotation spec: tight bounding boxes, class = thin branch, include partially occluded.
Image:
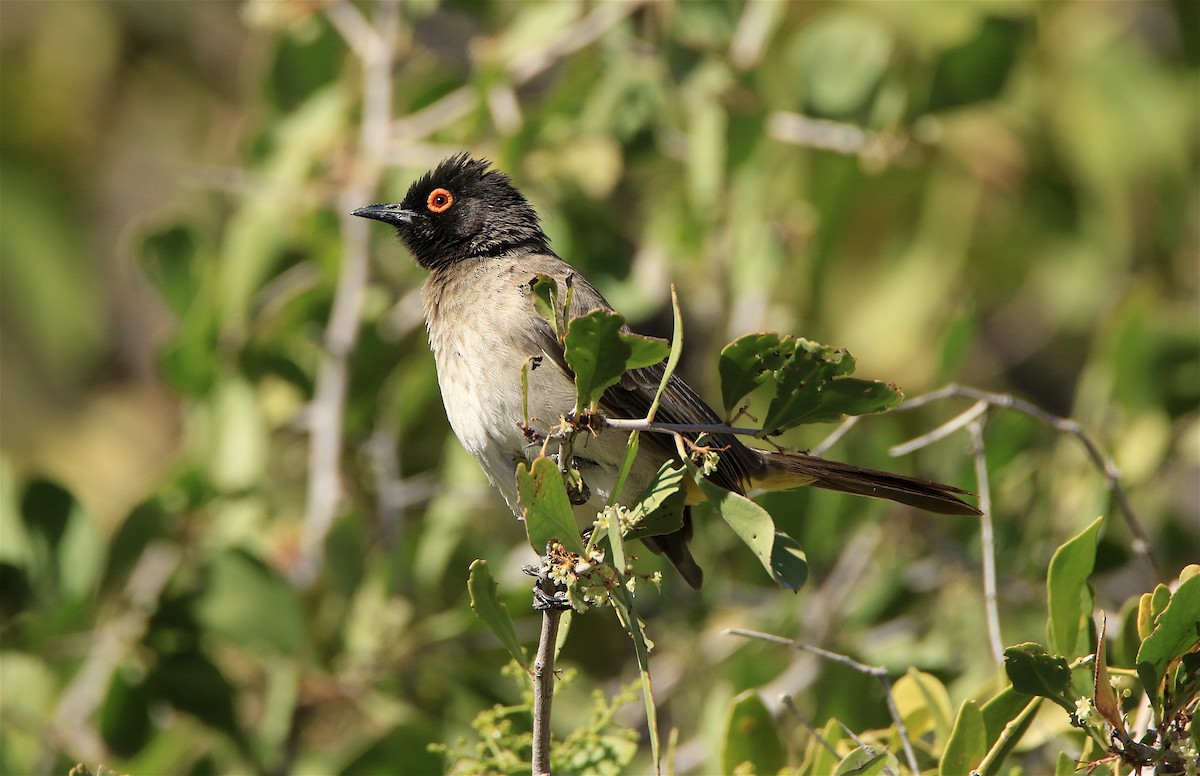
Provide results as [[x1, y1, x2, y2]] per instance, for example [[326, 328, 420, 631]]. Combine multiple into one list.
[[810, 414, 860, 457], [893, 384, 1160, 582], [967, 418, 1005, 668], [726, 629, 921, 776], [972, 697, 1042, 776], [531, 606, 563, 776], [889, 400, 988, 457], [50, 543, 182, 765], [295, 0, 400, 586], [780, 694, 840, 758], [508, 2, 644, 84], [389, 1, 644, 149]]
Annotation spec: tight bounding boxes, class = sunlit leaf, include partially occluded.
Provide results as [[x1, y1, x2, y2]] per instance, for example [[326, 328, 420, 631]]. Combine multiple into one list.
[[564, 309, 667, 409], [467, 560, 528, 670], [940, 700, 985, 776], [517, 456, 584, 555], [1046, 516, 1103, 657], [833, 746, 892, 775], [530, 274, 560, 341], [623, 463, 687, 542], [1136, 572, 1200, 707], [721, 691, 785, 776], [692, 470, 808, 590]]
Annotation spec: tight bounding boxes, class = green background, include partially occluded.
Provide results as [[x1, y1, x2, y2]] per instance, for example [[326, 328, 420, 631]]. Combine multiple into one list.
[[1, 1, 1196, 773]]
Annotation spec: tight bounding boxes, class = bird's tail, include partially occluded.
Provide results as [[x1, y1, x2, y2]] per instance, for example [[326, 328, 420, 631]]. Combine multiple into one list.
[[754, 450, 981, 516], [641, 507, 704, 590]]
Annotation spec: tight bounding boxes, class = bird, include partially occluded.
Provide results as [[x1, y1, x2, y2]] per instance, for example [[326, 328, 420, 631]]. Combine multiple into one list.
[[353, 153, 979, 590]]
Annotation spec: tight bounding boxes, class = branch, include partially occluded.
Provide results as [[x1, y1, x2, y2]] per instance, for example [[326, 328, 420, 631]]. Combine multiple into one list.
[[726, 629, 921, 776], [892, 384, 1160, 582], [531, 583, 565, 776], [294, 0, 400, 586], [967, 418, 1005, 668], [51, 543, 182, 765]]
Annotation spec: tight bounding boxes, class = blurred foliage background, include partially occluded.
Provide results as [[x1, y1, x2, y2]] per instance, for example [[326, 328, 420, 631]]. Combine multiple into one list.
[[1, 0, 1197, 773]]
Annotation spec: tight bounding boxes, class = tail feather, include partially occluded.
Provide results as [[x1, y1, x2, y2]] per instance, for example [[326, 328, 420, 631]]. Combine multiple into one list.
[[641, 507, 704, 589], [756, 451, 981, 516]]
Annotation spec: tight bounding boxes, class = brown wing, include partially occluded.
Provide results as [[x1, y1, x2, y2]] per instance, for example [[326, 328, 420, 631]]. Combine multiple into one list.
[[520, 255, 758, 495]]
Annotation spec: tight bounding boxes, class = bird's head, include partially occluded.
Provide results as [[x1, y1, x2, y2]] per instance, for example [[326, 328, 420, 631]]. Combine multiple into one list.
[[352, 153, 550, 270]]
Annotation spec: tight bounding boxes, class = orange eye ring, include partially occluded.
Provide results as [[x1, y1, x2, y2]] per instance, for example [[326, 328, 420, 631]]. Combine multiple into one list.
[[427, 188, 454, 213]]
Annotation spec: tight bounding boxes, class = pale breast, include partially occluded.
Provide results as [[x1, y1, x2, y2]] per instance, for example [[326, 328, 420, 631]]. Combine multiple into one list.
[[422, 256, 672, 520]]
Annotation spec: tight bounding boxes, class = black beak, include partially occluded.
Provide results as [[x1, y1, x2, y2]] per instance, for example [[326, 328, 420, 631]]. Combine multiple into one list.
[[352, 203, 415, 225]]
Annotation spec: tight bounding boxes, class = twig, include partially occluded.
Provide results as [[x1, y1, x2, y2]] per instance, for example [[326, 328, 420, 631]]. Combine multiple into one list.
[[780, 694, 840, 758], [532, 605, 564, 776], [810, 415, 860, 457], [295, 0, 399, 586], [726, 629, 921, 776], [892, 384, 1160, 582], [50, 543, 182, 766], [967, 418, 1005, 668], [889, 399, 988, 457], [971, 697, 1042, 776], [836, 721, 896, 776]]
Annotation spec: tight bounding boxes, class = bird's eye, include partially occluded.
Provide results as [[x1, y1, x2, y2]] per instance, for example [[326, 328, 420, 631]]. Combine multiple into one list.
[[426, 188, 454, 213]]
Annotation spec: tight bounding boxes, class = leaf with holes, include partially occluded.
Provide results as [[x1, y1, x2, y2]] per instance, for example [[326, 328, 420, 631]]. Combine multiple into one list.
[[718, 332, 794, 414], [1003, 643, 1074, 713]]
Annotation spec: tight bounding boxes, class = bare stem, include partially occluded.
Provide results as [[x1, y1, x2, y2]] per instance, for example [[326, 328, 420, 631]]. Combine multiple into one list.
[[295, 0, 399, 586], [893, 384, 1160, 582], [967, 418, 1005, 668], [726, 629, 920, 776], [532, 606, 563, 776]]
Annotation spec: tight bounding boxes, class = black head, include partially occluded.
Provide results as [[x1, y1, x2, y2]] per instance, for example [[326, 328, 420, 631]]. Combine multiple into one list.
[[352, 154, 551, 270]]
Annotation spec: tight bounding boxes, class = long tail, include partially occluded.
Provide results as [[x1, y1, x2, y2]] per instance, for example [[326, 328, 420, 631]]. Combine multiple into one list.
[[755, 450, 981, 516]]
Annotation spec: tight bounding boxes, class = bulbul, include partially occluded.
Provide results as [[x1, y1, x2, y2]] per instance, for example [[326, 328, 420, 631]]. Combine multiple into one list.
[[353, 154, 979, 589]]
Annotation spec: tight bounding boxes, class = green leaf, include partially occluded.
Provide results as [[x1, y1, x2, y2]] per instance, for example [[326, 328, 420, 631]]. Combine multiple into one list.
[[692, 470, 808, 590], [1003, 643, 1075, 713], [564, 309, 667, 409], [800, 718, 845, 775], [466, 560, 528, 670], [517, 457, 584, 555], [721, 691, 785, 776], [940, 700, 986, 776], [529, 274, 560, 341], [719, 333, 899, 433], [610, 583, 659, 771], [833, 747, 892, 775], [811, 377, 903, 420], [1136, 571, 1200, 706], [979, 688, 1039, 776], [718, 332, 792, 413], [892, 668, 954, 744], [763, 338, 855, 432], [623, 463, 687, 541], [195, 550, 306, 655], [1047, 516, 1103, 657]]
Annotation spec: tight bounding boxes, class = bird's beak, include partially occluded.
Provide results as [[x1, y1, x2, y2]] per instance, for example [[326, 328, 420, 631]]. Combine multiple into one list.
[[351, 203, 415, 225]]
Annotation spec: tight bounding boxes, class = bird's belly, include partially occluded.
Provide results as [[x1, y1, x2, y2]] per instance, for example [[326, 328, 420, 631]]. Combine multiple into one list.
[[432, 333, 662, 518]]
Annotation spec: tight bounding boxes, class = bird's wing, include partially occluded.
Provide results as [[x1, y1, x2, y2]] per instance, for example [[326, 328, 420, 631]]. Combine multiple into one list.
[[521, 256, 756, 494]]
